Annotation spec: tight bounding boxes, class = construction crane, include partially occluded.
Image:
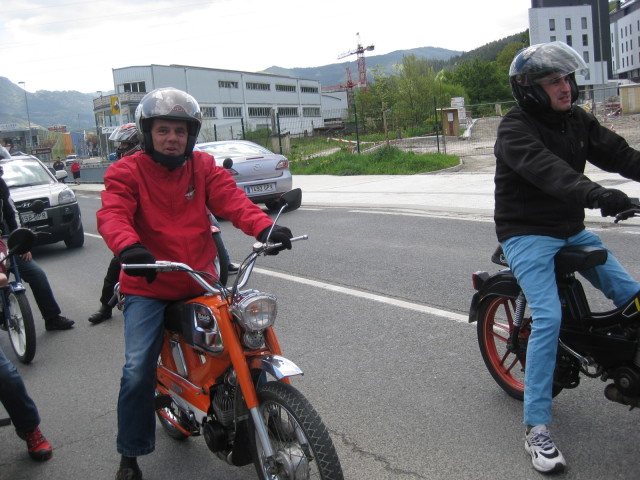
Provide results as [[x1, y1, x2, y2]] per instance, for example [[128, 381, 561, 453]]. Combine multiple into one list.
[[337, 33, 374, 87]]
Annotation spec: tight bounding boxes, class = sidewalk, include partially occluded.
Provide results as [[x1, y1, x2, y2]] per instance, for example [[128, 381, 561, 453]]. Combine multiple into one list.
[[71, 158, 640, 225]]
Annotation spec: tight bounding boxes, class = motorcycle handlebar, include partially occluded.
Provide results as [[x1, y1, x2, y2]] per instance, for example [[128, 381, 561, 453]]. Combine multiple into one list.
[[121, 234, 308, 293]]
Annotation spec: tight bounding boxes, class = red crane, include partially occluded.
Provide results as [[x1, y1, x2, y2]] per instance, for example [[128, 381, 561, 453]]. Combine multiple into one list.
[[337, 33, 374, 87]]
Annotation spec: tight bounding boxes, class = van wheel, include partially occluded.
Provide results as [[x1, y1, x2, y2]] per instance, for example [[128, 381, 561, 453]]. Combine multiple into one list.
[[65, 224, 84, 248]]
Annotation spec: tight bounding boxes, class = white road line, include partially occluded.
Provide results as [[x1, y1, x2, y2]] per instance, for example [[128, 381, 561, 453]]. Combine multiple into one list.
[[254, 267, 468, 323], [85, 232, 102, 239]]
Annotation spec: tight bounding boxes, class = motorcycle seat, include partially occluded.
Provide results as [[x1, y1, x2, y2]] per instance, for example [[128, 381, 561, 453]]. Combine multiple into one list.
[[490, 245, 608, 275], [555, 246, 608, 275]]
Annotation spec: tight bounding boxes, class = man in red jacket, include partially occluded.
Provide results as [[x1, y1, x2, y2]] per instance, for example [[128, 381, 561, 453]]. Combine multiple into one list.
[[97, 87, 293, 480]]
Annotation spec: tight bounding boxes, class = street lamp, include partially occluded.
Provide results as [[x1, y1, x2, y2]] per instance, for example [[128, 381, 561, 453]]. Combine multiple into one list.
[[18, 82, 32, 152]]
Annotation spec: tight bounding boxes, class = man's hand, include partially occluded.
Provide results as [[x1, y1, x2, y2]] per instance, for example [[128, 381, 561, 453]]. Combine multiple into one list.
[[20, 252, 32, 261], [258, 225, 293, 255], [118, 244, 157, 283], [596, 188, 632, 217]]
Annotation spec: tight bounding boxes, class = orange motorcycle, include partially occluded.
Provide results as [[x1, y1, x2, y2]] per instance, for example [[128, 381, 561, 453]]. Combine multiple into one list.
[[121, 189, 344, 480]]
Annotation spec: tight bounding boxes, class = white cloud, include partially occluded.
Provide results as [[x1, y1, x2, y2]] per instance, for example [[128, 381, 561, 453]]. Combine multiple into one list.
[[0, 0, 531, 93]]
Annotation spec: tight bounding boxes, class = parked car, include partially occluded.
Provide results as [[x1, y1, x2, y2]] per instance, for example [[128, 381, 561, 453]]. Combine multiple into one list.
[[194, 140, 293, 210], [2, 153, 84, 248], [65, 154, 79, 166]]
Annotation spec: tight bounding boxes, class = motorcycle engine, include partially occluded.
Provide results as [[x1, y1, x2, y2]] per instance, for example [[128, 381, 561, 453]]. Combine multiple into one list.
[[212, 383, 235, 427]]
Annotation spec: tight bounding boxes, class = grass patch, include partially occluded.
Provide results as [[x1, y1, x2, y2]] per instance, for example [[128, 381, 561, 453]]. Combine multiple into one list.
[[289, 146, 459, 175]]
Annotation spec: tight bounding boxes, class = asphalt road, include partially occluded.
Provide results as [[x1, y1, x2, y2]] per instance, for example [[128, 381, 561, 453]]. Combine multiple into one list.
[[1, 194, 639, 480]]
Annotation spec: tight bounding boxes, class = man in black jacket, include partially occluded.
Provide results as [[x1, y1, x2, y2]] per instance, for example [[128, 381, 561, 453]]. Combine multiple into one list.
[[495, 42, 640, 474], [0, 148, 74, 331]]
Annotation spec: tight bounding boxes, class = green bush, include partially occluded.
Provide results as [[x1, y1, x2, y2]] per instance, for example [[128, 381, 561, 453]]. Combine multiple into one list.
[[290, 146, 459, 175]]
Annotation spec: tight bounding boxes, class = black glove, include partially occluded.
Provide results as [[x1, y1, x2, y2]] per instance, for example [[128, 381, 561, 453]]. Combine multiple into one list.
[[118, 244, 157, 283], [257, 225, 293, 255], [595, 188, 632, 217]]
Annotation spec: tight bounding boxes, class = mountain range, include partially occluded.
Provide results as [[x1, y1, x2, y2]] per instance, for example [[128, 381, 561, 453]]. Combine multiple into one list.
[[0, 32, 526, 133]]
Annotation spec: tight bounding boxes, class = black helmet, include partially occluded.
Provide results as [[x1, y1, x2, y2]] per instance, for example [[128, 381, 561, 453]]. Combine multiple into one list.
[[109, 123, 141, 159], [135, 87, 202, 157], [509, 42, 588, 111]]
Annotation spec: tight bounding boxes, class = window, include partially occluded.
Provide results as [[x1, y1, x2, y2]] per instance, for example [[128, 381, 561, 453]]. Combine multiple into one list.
[[582, 17, 588, 29], [222, 107, 242, 117], [276, 84, 296, 92], [300, 86, 318, 94], [248, 107, 272, 117], [303, 107, 320, 117], [123, 82, 146, 93], [565, 18, 571, 30], [550, 35, 556, 42], [566, 35, 572, 46], [582, 34, 588, 46], [583, 51, 589, 63], [201, 107, 216, 118], [549, 19, 555, 31], [218, 80, 238, 89], [278, 107, 298, 117], [246, 82, 270, 91]]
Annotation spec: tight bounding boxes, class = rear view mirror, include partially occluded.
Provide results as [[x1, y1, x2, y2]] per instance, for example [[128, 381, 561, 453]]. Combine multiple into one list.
[[7, 228, 36, 256], [278, 188, 302, 212]]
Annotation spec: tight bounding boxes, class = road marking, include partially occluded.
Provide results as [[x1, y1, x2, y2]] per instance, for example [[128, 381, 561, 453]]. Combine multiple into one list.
[[85, 232, 102, 239], [254, 267, 468, 323]]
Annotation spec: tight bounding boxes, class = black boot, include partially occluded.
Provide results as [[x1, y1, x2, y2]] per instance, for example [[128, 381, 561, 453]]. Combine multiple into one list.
[[45, 315, 75, 331], [88, 304, 112, 325]]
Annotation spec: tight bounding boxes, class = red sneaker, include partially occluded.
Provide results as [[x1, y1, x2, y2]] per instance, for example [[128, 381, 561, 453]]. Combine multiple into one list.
[[18, 426, 53, 461]]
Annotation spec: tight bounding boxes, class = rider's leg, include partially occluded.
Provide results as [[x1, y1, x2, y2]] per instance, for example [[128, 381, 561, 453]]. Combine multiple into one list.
[[569, 230, 640, 306], [501, 234, 565, 427]]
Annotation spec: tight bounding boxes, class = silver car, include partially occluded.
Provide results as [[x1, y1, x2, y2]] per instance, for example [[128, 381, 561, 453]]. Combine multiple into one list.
[[194, 140, 292, 210]]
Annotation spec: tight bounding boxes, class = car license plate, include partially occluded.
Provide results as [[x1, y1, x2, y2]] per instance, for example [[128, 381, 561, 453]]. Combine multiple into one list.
[[21, 211, 48, 223], [245, 183, 276, 194]]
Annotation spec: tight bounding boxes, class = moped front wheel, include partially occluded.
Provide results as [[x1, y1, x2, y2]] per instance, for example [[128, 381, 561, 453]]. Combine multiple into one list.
[[6, 291, 36, 364], [477, 295, 563, 401], [250, 381, 344, 480]]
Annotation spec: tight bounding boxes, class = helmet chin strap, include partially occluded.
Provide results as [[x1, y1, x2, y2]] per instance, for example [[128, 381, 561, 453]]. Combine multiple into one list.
[[151, 151, 188, 171]]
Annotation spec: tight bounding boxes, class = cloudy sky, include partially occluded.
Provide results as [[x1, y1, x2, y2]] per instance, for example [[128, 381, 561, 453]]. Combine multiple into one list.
[[2, 0, 532, 94]]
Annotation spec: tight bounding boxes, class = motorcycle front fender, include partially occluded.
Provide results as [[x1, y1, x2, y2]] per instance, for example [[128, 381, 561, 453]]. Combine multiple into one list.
[[469, 270, 520, 323], [253, 354, 304, 380]]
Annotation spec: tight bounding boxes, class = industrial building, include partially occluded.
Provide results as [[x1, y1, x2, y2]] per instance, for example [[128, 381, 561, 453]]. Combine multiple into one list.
[[93, 64, 348, 155]]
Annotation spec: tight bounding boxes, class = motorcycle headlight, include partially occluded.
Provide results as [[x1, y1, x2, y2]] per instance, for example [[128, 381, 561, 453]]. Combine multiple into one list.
[[232, 292, 277, 331]]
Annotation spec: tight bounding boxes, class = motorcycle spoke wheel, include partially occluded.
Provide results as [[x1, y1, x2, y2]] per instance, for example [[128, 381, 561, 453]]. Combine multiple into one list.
[[250, 381, 344, 480], [477, 295, 529, 400], [6, 292, 36, 364]]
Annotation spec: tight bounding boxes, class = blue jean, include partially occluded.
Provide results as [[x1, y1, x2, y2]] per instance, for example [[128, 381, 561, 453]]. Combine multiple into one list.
[[14, 256, 61, 321], [116, 295, 168, 457], [501, 230, 640, 427], [0, 346, 40, 433]]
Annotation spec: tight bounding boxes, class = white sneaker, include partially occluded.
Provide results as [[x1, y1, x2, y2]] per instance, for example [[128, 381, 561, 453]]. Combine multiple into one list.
[[524, 425, 566, 473]]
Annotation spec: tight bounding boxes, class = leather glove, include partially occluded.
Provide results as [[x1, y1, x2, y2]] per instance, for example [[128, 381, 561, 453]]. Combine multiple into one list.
[[118, 244, 157, 283], [595, 188, 632, 217], [257, 225, 293, 255]]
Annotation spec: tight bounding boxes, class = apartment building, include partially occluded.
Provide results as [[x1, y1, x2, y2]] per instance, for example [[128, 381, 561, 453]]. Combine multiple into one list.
[[528, 0, 614, 102]]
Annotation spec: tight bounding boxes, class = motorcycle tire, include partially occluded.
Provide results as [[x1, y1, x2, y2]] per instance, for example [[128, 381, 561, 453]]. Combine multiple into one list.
[[6, 291, 36, 364], [249, 381, 344, 480], [212, 231, 229, 287], [477, 295, 563, 401]]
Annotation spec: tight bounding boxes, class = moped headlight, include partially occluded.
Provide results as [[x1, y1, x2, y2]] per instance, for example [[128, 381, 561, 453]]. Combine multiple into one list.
[[232, 292, 277, 331]]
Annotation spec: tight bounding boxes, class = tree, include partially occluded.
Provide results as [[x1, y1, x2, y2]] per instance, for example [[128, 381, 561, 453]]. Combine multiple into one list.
[[453, 58, 512, 105]]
